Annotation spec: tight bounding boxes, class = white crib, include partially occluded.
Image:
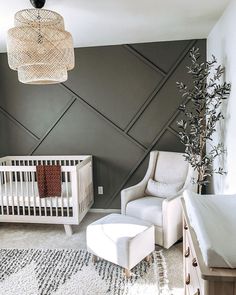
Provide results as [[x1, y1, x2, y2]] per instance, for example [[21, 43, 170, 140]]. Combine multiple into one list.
[[0, 155, 94, 235]]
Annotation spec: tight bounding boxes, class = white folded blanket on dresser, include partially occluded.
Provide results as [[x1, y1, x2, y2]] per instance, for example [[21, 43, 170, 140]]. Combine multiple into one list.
[[184, 190, 236, 268]]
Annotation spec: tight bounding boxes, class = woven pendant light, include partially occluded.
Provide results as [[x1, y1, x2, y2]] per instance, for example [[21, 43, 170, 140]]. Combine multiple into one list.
[[7, 0, 74, 85]]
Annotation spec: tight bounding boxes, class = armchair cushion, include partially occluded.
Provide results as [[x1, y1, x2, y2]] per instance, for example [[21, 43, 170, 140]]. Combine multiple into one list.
[[126, 196, 164, 227], [145, 179, 183, 198]]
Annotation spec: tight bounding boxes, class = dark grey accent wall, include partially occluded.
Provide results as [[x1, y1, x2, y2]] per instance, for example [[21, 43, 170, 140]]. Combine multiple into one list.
[[0, 39, 206, 208]]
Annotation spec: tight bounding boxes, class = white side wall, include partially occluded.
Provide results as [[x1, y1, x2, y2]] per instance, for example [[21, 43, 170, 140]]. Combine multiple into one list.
[[207, 0, 236, 194]]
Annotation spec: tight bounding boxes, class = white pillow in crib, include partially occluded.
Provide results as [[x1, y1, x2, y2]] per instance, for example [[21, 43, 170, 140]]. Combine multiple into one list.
[[145, 179, 183, 198]]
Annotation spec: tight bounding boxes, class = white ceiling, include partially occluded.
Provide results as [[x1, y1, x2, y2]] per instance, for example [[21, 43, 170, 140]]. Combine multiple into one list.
[[0, 0, 230, 52]]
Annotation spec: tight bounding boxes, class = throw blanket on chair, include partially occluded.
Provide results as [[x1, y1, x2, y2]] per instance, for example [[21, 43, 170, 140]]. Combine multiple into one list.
[[36, 165, 62, 198]]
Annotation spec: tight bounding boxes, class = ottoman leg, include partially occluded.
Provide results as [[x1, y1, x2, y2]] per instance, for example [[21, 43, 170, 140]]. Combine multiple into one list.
[[92, 255, 98, 263], [124, 268, 131, 278], [145, 254, 151, 263]]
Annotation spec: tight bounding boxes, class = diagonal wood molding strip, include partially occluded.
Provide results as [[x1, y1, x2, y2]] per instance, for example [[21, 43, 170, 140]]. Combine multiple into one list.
[[123, 44, 167, 77], [167, 126, 179, 137], [29, 97, 77, 155], [0, 106, 40, 141]]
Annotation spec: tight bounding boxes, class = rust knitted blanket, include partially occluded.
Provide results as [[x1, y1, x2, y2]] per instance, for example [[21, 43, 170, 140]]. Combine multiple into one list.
[[36, 165, 61, 198]]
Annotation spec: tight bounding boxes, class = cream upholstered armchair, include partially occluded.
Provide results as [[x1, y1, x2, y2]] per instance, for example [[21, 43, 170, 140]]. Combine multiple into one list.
[[121, 151, 194, 249]]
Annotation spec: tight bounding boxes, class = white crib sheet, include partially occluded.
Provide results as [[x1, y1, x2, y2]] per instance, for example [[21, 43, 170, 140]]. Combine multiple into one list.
[[0, 182, 73, 207], [184, 190, 236, 268]]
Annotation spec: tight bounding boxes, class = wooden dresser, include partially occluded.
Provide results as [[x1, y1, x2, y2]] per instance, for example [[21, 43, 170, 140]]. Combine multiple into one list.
[[182, 199, 236, 295]]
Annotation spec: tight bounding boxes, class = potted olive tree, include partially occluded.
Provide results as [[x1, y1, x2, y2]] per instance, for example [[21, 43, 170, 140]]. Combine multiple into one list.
[[176, 47, 231, 194]]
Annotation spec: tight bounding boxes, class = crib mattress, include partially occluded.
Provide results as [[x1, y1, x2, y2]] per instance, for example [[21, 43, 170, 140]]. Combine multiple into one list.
[[184, 190, 236, 268], [0, 182, 73, 207]]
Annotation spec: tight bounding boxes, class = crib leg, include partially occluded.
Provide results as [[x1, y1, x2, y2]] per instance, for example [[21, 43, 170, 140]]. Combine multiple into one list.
[[64, 225, 73, 236]]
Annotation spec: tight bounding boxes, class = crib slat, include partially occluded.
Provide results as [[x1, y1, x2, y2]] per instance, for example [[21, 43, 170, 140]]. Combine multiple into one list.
[[55, 196, 58, 217], [35, 159, 40, 216], [56, 160, 61, 217], [43, 187, 47, 217], [22, 170, 25, 215], [31, 171, 36, 216], [26, 172, 30, 215], [15, 171, 19, 215], [9, 172, 14, 215], [47, 160, 53, 217], [20, 171, 25, 216], [4, 171, 9, 215], [0, 172, 3, 215], [65, 171, 69, 217], [55, 178, 58, 217], [49, 195, 53, 217], [61, 172, 64, 217], [38, 174, 42, 217]]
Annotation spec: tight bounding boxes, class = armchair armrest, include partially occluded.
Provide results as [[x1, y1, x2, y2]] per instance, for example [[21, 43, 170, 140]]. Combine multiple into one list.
[[163, 188, 185, 203], [161, 165, 195, 248], [162, 189, 185, 248], [121, 181, 146, 215], [162, 165, 195, 202], [121, 151, 158, 215]]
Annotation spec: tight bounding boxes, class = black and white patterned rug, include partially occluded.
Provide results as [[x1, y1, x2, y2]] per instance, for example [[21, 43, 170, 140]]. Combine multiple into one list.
[[0, 249, 170, 295]]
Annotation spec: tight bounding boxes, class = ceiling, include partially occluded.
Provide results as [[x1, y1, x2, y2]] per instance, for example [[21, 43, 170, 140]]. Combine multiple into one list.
[[0, 0, 230, 52]]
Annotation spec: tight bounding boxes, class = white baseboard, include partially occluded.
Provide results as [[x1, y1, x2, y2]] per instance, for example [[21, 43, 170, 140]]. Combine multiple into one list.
[[89, 208, 121, 214]]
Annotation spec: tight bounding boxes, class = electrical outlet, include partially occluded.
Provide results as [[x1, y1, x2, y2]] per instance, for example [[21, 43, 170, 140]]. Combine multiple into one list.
[[98, 186, 103, 195]]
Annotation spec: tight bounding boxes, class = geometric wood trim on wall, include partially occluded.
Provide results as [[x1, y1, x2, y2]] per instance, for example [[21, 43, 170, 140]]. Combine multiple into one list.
[[0, 38, 206, 208]]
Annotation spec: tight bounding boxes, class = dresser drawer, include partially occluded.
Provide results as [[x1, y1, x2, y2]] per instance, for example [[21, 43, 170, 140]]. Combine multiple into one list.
[[184, 220, 203, 295], [185, 284, 201, 295], [185, 258, 201, 295]]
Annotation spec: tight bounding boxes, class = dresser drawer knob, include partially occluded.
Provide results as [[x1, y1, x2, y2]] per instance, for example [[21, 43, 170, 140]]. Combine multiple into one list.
[[185, 273, 190, 285], [192, 258, 198, 267], [184, 247, 190, 258], [184, 222, 188, 230], [194, 289, 200, 295]]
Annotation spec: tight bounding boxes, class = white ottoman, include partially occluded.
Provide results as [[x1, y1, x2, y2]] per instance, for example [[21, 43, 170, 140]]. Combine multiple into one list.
[[86, 213, 155, 277]]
